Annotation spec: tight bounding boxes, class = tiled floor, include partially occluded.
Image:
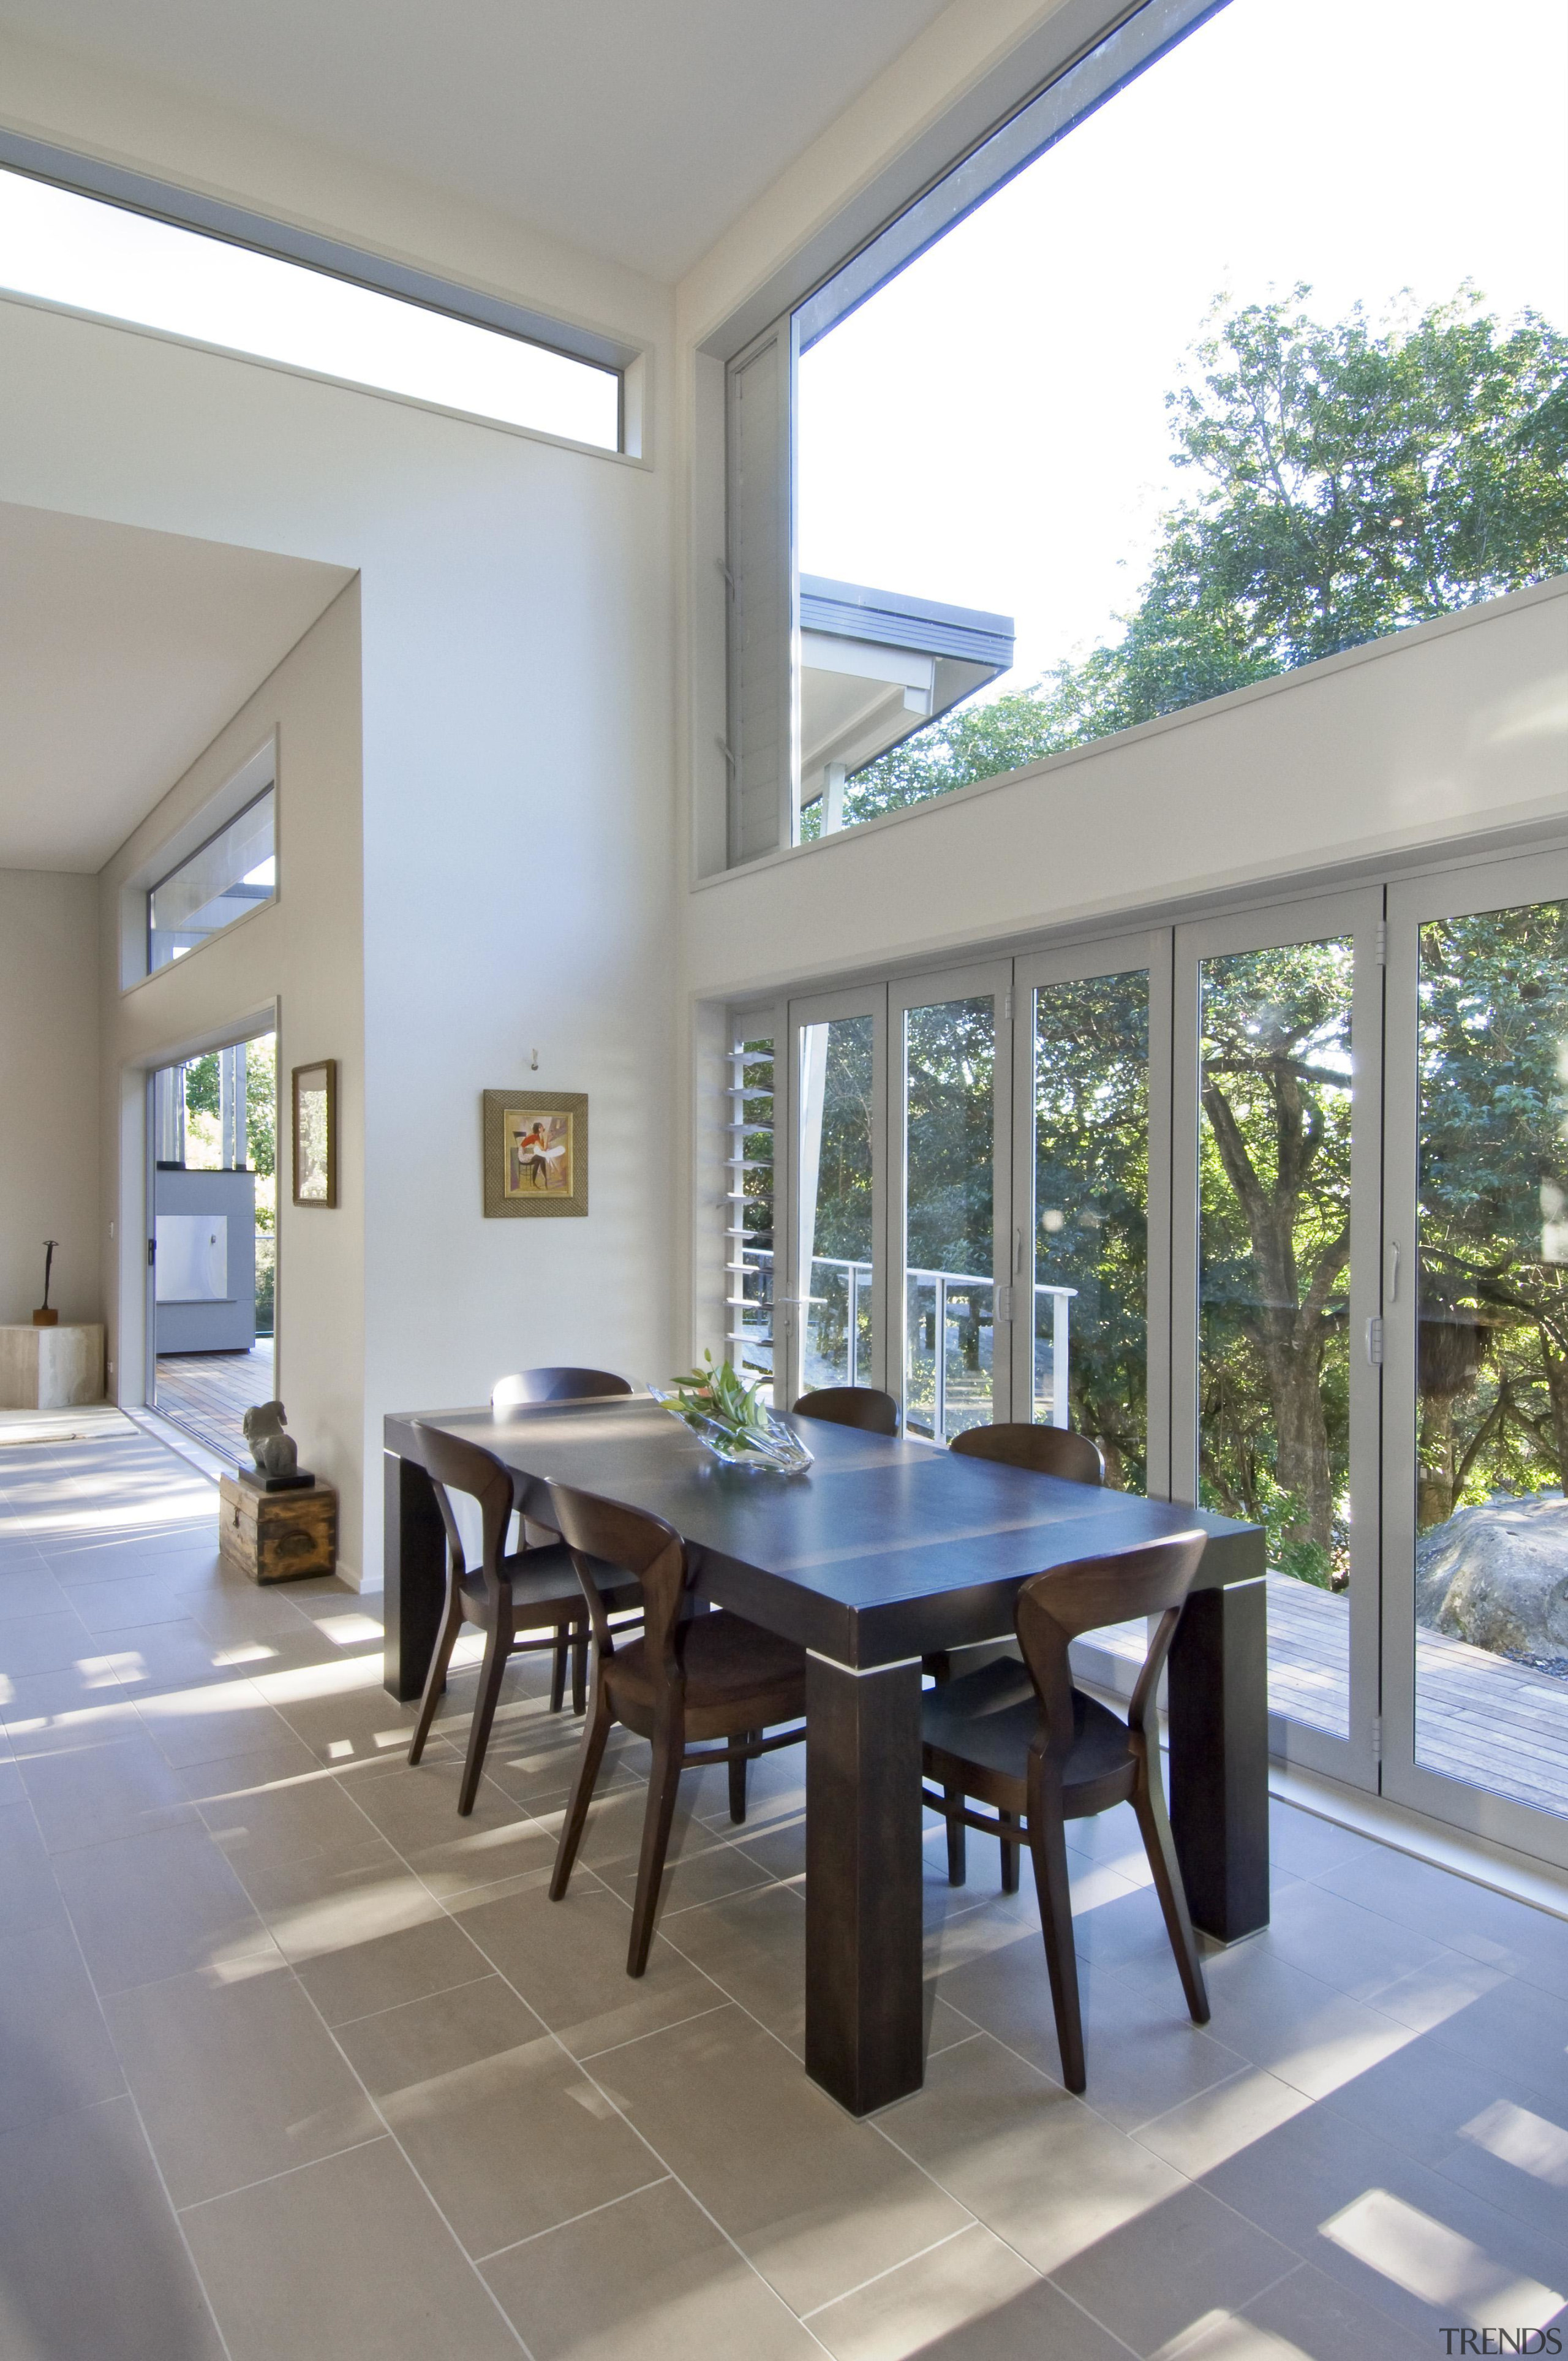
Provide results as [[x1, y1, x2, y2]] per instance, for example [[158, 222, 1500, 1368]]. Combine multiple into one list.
[[2, 1419, 1567, 2358]]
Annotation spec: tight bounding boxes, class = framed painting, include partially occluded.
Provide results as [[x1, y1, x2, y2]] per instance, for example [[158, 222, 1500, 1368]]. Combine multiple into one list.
[[483, 1090, 588, 1218], [292, 1059, 337, 1207]]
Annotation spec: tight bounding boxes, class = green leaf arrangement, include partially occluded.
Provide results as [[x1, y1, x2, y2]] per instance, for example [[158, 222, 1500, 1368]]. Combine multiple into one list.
[[665, 1350, 774, 1450]]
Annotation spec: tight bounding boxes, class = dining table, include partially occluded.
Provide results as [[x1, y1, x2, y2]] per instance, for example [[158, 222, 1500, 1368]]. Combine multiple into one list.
[[383, 1394, 1267, 2117]]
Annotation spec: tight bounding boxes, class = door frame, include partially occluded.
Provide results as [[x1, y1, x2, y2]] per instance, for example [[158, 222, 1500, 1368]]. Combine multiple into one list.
[[1382, 846, 1568, 1868], [1172, 886, 1385, 1791]]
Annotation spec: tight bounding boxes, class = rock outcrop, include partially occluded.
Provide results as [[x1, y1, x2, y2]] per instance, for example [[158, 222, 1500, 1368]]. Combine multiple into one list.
[[1415, 1491, 1568, 1656]]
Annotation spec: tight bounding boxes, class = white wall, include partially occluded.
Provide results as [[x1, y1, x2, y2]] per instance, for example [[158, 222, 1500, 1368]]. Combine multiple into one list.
[[0, 869, 99, 1329], [100, 584, 366, 1569], [0, 66, 677, 1584]]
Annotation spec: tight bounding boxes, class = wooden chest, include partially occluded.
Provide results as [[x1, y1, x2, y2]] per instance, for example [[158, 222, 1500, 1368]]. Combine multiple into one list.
[[218, 1474, 337, 1584]]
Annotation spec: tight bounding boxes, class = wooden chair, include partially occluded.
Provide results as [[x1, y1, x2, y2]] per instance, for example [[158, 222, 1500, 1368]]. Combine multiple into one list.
[[950, 1420, 1104, 1487], [548, 1484, 807, 1976], [792, 1384, 900, 1437], [491, 1367, 633, 1407], [922, 1532, 1210, 2091], [932, 1420, 1107, 1853], [405, 1424, 641, 1813], [492, 1367, 633, 1547]]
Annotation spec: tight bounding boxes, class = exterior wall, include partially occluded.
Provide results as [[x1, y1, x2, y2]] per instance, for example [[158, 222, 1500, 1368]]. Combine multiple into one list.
[[0, 869, 100, 1329], [100, 584, 367, 1570]]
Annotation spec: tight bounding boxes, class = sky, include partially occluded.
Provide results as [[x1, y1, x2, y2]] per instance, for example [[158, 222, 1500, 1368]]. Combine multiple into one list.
[[797, 0, 1568, 698]]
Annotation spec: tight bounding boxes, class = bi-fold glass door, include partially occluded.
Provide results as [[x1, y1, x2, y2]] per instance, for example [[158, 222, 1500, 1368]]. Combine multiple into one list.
[[1382, 850, 1568, 1868], [782, 988, 889, 1409], [1172, 891, 1384, 1789]]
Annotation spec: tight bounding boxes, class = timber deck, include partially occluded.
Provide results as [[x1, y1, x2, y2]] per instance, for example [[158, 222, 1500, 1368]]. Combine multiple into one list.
[[155, 1340, 274, 1464]]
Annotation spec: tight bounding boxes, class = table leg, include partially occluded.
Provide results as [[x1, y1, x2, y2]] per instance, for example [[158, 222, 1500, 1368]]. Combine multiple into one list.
[[804, 1653, 924, 2116], [1167, 1575, 1270, 1943], [382, 1449, 446, 1703]]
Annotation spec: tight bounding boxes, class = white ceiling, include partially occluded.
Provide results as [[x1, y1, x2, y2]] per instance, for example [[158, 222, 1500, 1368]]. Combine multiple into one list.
[[0, 0, 952, 280], [0, 502, 352, 872]]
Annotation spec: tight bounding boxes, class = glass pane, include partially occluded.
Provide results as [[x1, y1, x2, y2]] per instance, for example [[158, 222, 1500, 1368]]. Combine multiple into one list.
[[728, 1035, 775, 1403], [1199, 943, 1354, 1738], [0, 168, 620, 450], [1416, 903, 1568, 1819], [905, 996, 994, 1441], [799, 1017, 875, 1391], [149, 790, 275, 970], [1033, 972, 1148, 1488]]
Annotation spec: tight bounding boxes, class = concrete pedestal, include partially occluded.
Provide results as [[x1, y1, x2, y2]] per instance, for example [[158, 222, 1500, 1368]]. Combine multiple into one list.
[[0, 1325, 106, 1410]]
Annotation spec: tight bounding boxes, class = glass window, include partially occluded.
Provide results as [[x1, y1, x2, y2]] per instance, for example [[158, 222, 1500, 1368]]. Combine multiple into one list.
[[1033, 972, 1149, 1486], [903, 995, 997, 1440], [789, 0, 1568, 841], [0, 168, 620, 450], [148, 788, 276, 972], [799, 1016, 876, 1391]]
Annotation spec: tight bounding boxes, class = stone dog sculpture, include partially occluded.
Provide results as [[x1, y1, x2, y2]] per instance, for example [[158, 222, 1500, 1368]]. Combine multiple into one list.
[[242, 1400, 299, 1479]]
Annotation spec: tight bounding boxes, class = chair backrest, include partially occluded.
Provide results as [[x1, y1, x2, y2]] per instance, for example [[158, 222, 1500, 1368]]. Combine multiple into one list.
[[1014, 1533, 1208, 1761], [411, 1422, 515, 1596], [951, 1421, 1104, 1486], [791, 1385, 900, 1437], [546, 1481, 689, 1700], [492, 1366, 633, 1408]]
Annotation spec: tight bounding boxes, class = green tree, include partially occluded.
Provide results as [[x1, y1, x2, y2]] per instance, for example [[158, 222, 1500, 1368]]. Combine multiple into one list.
[[840, 289, 1568, 826]]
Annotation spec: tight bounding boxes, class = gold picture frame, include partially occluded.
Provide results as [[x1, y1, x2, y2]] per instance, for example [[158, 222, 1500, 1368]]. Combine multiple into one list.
[[292, 1059, 337, 1207], [483, 1090, 588, 1218]]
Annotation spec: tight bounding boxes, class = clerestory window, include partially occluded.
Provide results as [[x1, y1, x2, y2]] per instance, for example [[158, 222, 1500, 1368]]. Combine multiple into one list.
[[722, 0, 1568, 864]]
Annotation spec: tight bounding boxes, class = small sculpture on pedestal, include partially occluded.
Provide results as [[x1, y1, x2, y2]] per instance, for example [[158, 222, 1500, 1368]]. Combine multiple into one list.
[[33, 1240, 59, 1327], [240, 1400, 312, 1491]]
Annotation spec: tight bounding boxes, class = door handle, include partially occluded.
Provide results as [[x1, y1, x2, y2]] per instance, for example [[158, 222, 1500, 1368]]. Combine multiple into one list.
[[1385, 1240, 1400, 1303]]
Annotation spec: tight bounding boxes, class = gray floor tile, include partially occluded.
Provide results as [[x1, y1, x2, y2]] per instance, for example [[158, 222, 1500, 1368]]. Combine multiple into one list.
[[1377, 1965, 1568, 2114], [181, 2134, 522, 2360], [336, 1973, 657, 2257], [590, 2003, 970, 2314], [933, 1927, 1246, 2131], [0, 1606, 94, 1679], [344, 1753, 560, 1900], [175, 1731, 327, 1801], [1049, 2177, 1295, 2357], [105, 1961, 380, 2207], [0, 2095, 222, 2360], [880, 2033, 1183, 2276], [456, 1875, 726, 2058], [0, 1917, 124, 2134], [2, 1663, 143, 1755], [660, 1879, 810, 2047], [196, 1757, 380, 1868], [1175, 1938, 1419, 2098], [20, 1729, 198, 1851], [134, 1674, 314, 1769], [66, 1566, 216, 1634], [1256, 1876, 1458, 2004], [1266, 1800, 1384, 1879], [482, 2176, 819, 2359], [1318, 1845, 1568, 2000], [0, 1797, 69, 1938], [54, 1821, 275, 1993], [1196, 2093, 1568, 2341], [805, 2224, 1051, 2360], [1174, 2258, 1434, 2359]]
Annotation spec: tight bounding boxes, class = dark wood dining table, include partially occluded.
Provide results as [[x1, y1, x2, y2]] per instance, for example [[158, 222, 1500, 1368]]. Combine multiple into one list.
[[383, 1396, 1267, 2117]]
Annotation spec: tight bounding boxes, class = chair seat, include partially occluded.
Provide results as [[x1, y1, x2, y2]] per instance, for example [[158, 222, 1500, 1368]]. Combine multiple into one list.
[[922, 1655, 1134, 1802], [461, 1542, 640, 1624], [606, 1609, 805, 1712]]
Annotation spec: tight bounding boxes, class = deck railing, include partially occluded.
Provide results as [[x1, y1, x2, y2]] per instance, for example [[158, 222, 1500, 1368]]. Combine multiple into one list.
[[730, 1247, 1075, 1434]]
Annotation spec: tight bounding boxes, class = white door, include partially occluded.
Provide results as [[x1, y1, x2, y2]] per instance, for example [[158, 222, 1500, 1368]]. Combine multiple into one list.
[[1382, 850, 1568, 1867], [1173, 889, 1385, 1789], [889, 963, 1014, 1440]]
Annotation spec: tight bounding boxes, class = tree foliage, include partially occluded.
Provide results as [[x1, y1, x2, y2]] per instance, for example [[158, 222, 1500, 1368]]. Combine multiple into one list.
[[840, 290, 1568, 826]]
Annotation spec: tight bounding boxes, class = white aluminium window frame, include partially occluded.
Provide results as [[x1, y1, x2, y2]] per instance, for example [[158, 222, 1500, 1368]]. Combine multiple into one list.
[[0, 126, 638, 454], [718, 0, 1226, 867]]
